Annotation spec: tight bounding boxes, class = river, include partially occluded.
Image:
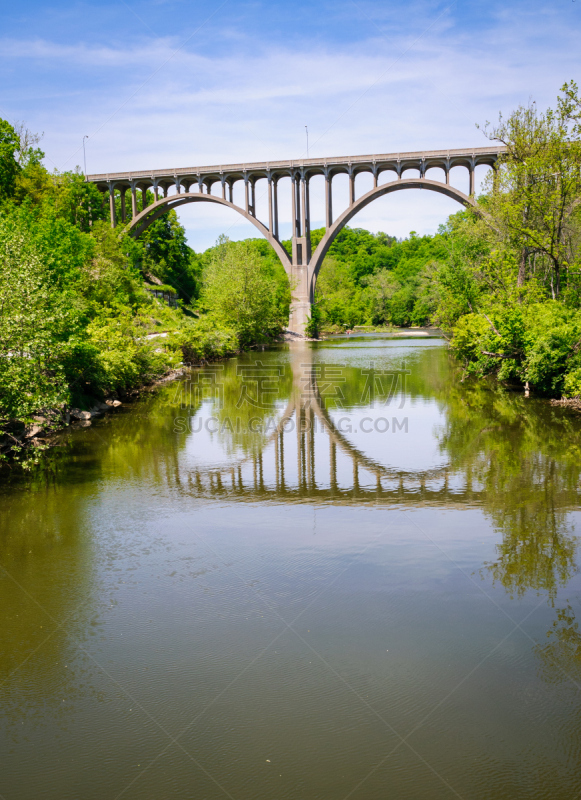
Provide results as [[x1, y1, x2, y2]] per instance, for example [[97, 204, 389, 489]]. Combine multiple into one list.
[[1, 336, 581, 799]]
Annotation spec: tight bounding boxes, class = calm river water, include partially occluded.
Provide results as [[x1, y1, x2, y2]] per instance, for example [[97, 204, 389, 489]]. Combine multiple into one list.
[[1, 336, 581, 799]]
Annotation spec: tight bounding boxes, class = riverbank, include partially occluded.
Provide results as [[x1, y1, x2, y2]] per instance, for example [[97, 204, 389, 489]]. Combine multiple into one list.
[[0, 330, 287, 466], [322, 326, 445, 339]]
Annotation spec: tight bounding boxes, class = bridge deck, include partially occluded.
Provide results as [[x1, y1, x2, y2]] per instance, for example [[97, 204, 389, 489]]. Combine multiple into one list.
[[87, 145, 506, 183]]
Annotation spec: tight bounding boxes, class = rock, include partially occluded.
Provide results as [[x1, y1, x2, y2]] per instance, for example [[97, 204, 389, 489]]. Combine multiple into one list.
[[70, 408, 92, 420], [77, 420, 92, 428], [25, 424, 43, 439], [145, 331, 169, 340], [105, 399, 122, 408], [144, 272, 163, 286]]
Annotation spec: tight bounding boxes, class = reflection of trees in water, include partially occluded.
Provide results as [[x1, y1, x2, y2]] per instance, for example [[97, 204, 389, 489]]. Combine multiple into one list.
[[212, 359, 293, 457], [484, 499, 576, 601], [435, 376, 581, 600], [535, 604, 581, 688], [0, 483, 102, 739], [435, 374, 581, 688]]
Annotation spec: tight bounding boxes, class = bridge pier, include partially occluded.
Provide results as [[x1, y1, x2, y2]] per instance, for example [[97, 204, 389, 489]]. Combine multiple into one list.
[[288, 262, 312, 334], [286, 169, 314, 335]]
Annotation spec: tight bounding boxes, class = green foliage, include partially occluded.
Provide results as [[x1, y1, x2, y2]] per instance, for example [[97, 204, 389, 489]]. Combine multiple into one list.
[[0, 119, 20, 202], [81, 221, 147, 311], [478, 81, 581, 298], [451, 303, 581, 396], [200, 237, 287, 346], [304, 303, 322, 338], [0, 216, 80, 423], [82, 310, 170, 396], [170, 314, 239, 364], [312, 226, 447, 329], [141, 207, 201, 302], [441, 83, 581, 397], [12, 166, 107, 231]]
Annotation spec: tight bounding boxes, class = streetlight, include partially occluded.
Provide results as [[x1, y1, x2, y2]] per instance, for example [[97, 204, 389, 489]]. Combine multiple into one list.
[[83, 135, 89, 179], [305, 126, 309, 159]]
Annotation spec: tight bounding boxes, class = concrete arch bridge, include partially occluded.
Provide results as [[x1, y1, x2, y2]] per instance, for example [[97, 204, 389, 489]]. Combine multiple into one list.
[[88, 145, 504, 333]]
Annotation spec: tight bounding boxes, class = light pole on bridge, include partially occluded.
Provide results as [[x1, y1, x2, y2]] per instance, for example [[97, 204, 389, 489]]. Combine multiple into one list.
[[83, 135, 89, 179]]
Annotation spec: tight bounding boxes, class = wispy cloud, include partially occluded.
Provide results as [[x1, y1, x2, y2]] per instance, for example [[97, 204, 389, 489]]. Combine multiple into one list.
[[1, 1, 579, 249]]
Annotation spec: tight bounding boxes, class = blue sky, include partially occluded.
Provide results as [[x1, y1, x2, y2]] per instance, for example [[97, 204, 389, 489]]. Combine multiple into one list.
[[2, 0, 580, 250]]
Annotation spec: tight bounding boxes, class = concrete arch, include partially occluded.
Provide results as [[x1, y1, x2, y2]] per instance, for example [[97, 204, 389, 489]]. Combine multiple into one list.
[[308, 178, 475, 296], [127, 192, 293, 274]]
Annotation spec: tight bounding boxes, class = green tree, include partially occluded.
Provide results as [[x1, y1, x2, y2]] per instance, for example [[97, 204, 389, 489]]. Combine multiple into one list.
[[361, 270, 400, 324], [479, 81, 581, 299], [141, 209, 200, 302], [0, 215, 81, 424], [0, 119, 20, 201], [201, 237, 285, 346], [435, 83, 581, 396]]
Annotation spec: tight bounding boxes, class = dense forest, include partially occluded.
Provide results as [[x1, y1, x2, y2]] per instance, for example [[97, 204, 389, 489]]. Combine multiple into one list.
[[1, 80, 581, 463]]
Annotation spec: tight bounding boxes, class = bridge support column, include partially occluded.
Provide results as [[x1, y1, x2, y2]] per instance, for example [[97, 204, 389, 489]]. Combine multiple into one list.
[[287, 170, 313, 334], [267, 175, 273, 233], [131, 183, 137, 219], [141, 186, 147, 211], [250, 178, 256, 217], [109, 185, 116, 228], [288, 262, 311, 335], [120, 187, 126, 223], [325, 172, 332, 228], [273, 178, 279, 239], [300, 172, 311, 262], [291, 175, 298, 236], [469, 166, 475, 195]]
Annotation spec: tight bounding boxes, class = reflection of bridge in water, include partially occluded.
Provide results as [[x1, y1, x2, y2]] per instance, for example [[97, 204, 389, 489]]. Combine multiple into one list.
[[184, 345, 484, 506], [187, 457, 481, 506]]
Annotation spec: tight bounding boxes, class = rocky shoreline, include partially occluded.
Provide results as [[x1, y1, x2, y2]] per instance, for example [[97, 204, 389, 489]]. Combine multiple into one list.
[[550, 397, 581, 411]]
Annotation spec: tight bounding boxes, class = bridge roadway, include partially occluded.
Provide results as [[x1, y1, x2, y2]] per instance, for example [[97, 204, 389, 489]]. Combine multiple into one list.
[[88, 144, 506, 333], [87, 145, 505, 190]]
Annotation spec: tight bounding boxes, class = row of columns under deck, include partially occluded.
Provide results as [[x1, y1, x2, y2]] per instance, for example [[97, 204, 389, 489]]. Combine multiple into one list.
[[108, 181, 170, 228], [107, 160, 478, 234], [218, 160, 476, 242]]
